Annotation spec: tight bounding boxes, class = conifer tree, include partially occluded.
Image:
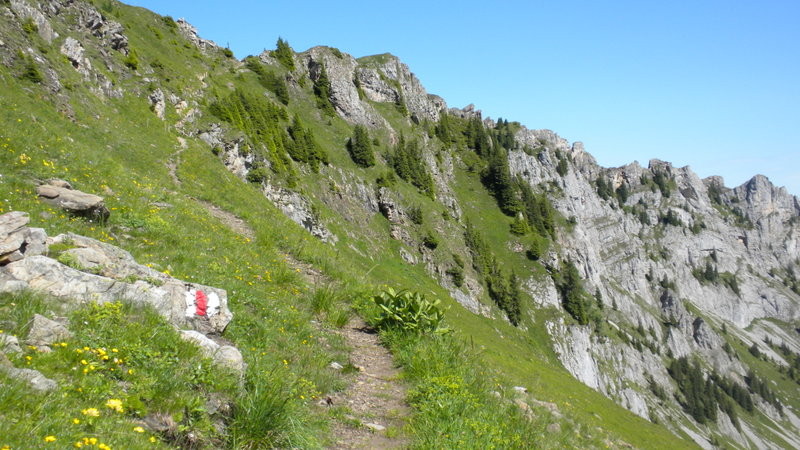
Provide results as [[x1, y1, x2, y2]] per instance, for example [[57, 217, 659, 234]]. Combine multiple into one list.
[[347, 125, 375, 167], [313, 62, 335, 116], [274, 37, 295, 71]]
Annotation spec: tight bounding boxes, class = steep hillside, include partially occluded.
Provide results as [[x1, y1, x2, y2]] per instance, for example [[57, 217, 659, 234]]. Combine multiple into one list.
[[1, 1, 798, 449]]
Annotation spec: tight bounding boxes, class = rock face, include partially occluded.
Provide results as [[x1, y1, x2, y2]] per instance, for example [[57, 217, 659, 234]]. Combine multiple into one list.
[[262, 184, 337, 244], [356, 53, 446, 123], [297, 47, 390, 129], [36, 179, 110, 220], [508, 125, 800, 442], [177, 18, 219, 52]]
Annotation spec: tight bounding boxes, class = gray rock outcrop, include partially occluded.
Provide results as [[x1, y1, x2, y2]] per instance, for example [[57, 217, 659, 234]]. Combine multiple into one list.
[[177, 18, 219, 52], [149, 88, 166, 119], [0, 334, 22, 354], [0, 211, 47, 265], [0, 212, 233, 335], [262, 184, 337, 244]]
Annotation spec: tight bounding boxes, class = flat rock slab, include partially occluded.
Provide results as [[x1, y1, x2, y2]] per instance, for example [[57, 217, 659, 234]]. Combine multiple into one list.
[[36, 180, 109, 220]]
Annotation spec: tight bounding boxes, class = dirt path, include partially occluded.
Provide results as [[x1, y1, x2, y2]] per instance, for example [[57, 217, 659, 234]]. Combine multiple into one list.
[[197, 200, 256, 240], [327, 318, 410, 449], [166, 137, 187, 186]]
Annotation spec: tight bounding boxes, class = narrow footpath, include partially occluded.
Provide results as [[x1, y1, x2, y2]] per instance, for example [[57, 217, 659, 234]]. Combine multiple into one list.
[[327, 318, 410, 449]]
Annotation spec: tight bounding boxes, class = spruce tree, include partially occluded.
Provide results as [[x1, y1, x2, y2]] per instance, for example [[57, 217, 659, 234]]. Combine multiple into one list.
[[274, 37, 295, 71], [313, 62, 335, 116], [347, 125, 375, 167]]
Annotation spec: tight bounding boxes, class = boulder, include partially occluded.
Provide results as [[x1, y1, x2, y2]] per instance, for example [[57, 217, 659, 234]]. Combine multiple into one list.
[[214, 346, 245, 375], [26, 314, 72, 346], [0, 334, 22, 354], [179, 330, 244, 376], [60, 37, 90, 74], [36, 180, 110, 220], [3, 367, 58, 392], [49, 233, 162, 281]]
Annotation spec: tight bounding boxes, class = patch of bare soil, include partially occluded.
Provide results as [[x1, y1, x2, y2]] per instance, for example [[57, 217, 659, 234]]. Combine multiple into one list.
[[326, 318, 410, 449]]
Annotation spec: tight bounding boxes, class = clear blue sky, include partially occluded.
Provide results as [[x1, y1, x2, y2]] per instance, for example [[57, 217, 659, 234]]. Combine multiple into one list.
[[126, 0, 800, 195]]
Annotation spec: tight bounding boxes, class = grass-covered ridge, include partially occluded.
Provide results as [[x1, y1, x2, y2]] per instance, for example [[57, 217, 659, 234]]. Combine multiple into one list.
[[0, 0, 698, 448]]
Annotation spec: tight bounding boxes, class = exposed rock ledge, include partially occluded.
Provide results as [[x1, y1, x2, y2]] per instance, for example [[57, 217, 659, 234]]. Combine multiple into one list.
[[0, 211, 243, 376]]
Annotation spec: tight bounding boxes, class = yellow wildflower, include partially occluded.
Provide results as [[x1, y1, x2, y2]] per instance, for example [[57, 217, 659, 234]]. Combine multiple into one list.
[[44, 436, 56, 442], [133, 426, 145, 433], [105, 398, 124, 413], [98, 444, 111, 450], [81, 407, 100, 417], [72, 418, 80, 424], [74, 442, 83, 448], [149, 436, 157, 443]]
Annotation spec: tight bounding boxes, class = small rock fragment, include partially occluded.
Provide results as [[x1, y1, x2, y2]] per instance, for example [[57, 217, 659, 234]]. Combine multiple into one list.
[[364, 422, 385, 432]]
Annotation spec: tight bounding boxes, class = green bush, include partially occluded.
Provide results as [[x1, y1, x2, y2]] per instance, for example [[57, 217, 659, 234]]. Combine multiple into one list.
[[407, 204, 424, 225], [422, 231, 439, 249], [21, 60, 43, 83], [372, 288, 449, 335], [21, 18, 38, 34], [123, 49, 139, 70], [162, 15, 178, 29], [246, 166, 268, 183]]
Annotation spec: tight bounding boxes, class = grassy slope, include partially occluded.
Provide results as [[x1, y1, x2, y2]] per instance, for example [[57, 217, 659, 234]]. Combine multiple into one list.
[[0, 0, 694, 447]]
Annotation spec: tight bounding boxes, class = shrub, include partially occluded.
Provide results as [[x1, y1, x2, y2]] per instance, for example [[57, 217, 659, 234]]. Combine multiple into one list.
[[246, 166, 268, 184], [162, 15, 178, 29], [422, 231, 439, 249], [21, 59, 43, 83], [21, 17, 38, 34], [446, 265, 464, 287], [372, 288, 449, 335], [123, 49, 139, 70], [407, 205, 423, 225]]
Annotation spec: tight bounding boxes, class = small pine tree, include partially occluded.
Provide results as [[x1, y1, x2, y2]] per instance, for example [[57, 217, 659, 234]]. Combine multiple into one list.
[[274, 37, 295, 71], [313, 63, 335, 116], [347, 125, 375, 168]]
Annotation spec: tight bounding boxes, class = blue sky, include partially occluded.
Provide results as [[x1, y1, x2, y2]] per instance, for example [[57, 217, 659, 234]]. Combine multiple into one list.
[[126, 0, 800, 195]]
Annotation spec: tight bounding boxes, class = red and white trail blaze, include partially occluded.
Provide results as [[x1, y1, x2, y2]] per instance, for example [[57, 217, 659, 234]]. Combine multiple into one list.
[[184, 288, 220, 318]]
